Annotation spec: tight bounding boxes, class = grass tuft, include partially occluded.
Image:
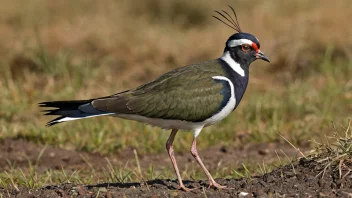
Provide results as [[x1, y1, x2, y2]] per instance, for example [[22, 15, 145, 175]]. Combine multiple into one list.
[[309, 121, 352, 179]]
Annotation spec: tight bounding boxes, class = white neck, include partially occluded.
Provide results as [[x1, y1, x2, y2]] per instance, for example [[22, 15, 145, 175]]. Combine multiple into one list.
[[220, 51, 245, 77]]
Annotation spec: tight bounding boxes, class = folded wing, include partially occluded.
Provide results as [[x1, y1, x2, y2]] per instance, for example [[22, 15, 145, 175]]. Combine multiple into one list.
[[92, 67, 228, 122]]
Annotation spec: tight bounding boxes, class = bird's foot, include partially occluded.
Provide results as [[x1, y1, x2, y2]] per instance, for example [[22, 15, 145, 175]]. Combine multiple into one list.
[[177, 185, 197, 192], [209, 182, 227, 189]]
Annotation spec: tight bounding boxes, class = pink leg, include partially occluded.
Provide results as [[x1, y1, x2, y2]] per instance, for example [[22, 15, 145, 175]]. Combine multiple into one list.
[[166, 129, 193, 191], [190, 137, 226, 189]]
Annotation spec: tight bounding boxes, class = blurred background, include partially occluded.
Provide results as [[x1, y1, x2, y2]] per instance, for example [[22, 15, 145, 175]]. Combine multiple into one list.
[[0, 0, 351, 182]]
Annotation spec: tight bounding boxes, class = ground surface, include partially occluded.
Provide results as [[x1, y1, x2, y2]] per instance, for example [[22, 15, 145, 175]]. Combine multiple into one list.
[[0, 138, 299, 174], [1, 138, 351, 197], [8, 161, 352, 198]]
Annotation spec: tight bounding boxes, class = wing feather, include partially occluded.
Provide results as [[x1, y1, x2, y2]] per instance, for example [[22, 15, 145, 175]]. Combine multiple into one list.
[[92, 61, 230, 122]]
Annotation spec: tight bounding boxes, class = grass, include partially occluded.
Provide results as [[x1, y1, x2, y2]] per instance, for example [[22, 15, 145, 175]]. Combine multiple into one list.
[[0, 0, 351, 192], [310, 121, 352, 179], [0, 148, 290, 191]]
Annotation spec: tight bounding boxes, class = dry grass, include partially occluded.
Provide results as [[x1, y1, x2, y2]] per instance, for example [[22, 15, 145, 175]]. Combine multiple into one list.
[[310, 121, 352, 179]]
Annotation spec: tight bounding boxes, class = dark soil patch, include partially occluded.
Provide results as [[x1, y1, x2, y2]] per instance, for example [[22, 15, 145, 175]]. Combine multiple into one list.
[[1, 138, 351, 197], [2, 158, 352, 198]]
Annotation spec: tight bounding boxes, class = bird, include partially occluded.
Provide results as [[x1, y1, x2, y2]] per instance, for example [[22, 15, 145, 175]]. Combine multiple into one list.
[[39, 5, 269, 191]]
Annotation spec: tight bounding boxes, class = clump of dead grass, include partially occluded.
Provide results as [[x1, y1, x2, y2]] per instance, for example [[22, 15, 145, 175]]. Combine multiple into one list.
[[309, 120, 352, 179]]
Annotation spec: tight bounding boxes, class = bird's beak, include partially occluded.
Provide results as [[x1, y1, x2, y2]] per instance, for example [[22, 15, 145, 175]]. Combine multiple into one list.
[[255, 50, 270, 63]]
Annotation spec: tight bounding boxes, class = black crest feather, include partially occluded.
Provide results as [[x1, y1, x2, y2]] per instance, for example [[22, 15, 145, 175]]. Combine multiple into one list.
[[213, 5, 242, 33]]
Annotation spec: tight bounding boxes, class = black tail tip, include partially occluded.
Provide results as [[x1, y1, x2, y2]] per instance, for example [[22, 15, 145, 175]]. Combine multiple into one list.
[[45, 116, 65, 127], [46, 122, 57, 127]]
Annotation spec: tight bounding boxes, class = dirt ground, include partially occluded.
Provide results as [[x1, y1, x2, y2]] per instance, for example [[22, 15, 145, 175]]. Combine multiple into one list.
[[0, 138, 301, 174], [0, 138, 351, 197]]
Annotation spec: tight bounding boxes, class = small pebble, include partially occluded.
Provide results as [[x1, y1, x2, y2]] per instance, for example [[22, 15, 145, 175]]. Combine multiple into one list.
[[238, 191, 249, 197]]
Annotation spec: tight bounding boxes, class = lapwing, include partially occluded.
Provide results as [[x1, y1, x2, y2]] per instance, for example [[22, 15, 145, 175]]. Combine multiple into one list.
[[40, 6, 270, 191]]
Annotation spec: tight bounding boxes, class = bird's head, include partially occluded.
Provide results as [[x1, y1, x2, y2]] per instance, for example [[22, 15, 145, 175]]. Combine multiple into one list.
[[225, 32, 270, 66], [214, 6, 270, 68]]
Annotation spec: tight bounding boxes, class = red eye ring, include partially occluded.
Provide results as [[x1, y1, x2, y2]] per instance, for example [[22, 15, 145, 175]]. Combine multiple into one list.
[[242, 44, 251, 52]]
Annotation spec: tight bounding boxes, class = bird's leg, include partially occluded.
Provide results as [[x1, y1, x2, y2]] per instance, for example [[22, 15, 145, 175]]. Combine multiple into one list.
[[190, 137, 226, 189], [166, 129, 193, 192]]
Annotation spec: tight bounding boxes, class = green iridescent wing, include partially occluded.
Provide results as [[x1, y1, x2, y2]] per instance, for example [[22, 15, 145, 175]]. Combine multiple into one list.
[[92, 63, 227, 122]]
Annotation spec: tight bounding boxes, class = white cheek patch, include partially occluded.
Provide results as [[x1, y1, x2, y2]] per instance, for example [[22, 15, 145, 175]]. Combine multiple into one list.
[[227, 39, 253, 47], [220, 51, 245, 77]]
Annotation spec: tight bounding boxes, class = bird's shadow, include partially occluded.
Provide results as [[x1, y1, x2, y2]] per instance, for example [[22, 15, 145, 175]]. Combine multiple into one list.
[[85, 179, 201, 191]]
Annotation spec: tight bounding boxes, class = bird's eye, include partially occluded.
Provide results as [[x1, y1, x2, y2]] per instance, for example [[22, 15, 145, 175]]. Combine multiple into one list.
[[241, 44, 251, 52]]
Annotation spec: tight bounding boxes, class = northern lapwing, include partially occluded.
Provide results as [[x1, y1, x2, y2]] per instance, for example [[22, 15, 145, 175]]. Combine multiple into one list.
[[40, 6, 270, 191]]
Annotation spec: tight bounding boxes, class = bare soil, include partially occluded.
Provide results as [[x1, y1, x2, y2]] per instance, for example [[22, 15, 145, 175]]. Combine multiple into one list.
[[0, 138, 351, 197], [0, 138, 301, 174]]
